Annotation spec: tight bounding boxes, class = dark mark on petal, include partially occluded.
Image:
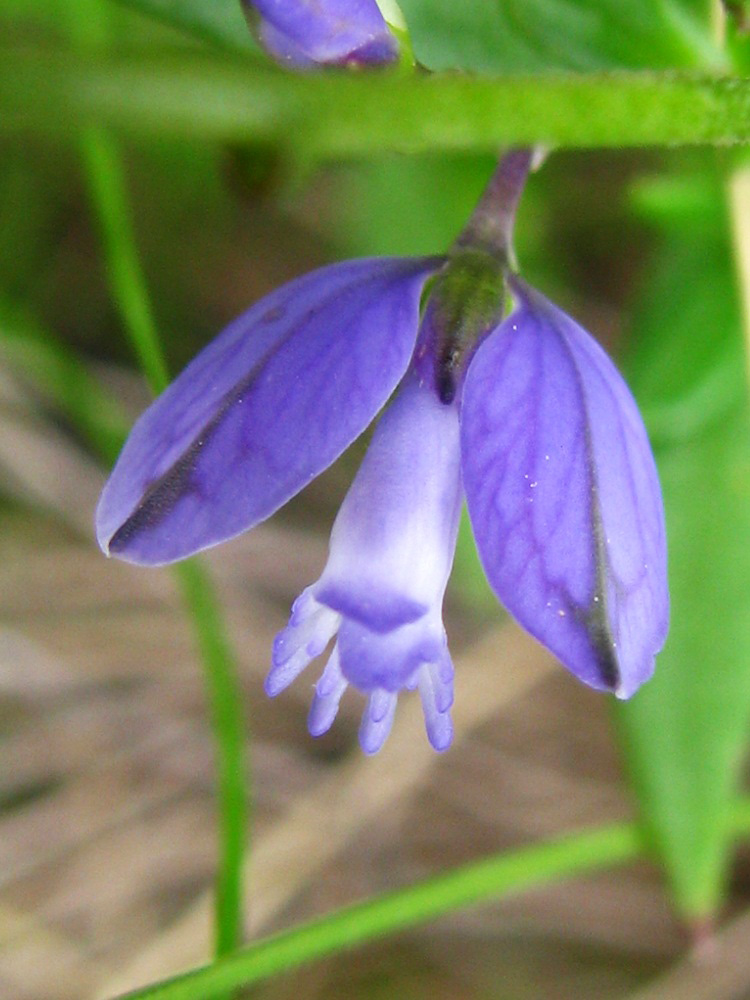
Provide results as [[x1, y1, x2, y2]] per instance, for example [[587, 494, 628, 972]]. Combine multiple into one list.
[[108, 440, 203, 553], [554, 311, 621, 693], [582, 435, 620, 691]]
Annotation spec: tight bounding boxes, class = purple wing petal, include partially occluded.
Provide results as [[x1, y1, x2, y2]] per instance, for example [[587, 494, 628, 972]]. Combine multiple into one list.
[[460, 280, 668, 698], [97, 256, 440, 565], [246, 0, 399, 68]]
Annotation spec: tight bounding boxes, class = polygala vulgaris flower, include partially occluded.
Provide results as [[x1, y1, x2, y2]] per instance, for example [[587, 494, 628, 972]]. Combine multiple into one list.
[[96, 150, 669, 754], [242, 0, 399, 69]]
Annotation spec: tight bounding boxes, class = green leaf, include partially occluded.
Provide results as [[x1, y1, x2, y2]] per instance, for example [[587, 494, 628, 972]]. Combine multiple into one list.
[[115, 0, 259, 53], [329, 154, 496, 257], [626, 173, 745, 442], [0, 303, 129, 462], [112, 0, 718, 71], [615, 167, 750, 917], [398, 0, 722, 73]]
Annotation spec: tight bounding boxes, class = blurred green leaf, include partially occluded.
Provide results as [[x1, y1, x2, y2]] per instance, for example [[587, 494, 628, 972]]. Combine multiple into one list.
[[398, 0, 722, 73], [627, 173, 745, 442], [0, 302, 128, 461], [329, 154, 495, 257], [115, 0, 259, 53], [617, 410, 750, 917], [0, 149, 68, 302], [615, 166, 750, 917]]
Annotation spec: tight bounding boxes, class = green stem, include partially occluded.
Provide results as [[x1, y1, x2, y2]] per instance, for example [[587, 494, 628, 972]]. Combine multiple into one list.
[[68, 4, 249, 962], [115, 800, 750, 1000], [8, 49, 750, 153], [80, 130, 169, 394], [117, 823, 643, 1000], [174, 560, 248, 957], [84, 122, 249, 959]]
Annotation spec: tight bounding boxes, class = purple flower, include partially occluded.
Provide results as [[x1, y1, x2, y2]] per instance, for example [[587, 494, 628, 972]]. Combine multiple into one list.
[[96, 262, 668, 753], [242, 0, 399, 69], [96, 153, 669, 754]]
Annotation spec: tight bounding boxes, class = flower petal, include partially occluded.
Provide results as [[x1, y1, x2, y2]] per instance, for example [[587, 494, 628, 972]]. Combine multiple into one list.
[[460, 280, 668, 698], [336, 614, 446, 691], [266, 368, 461, 753], [97, 257, 440, 565], [417, 661, 454, 751], [247, 0, 399, 68], [315, 370, 463, 632], [308, 646, 348, 737], [267, 587, 340, 697], [359, 690, 398, 754]]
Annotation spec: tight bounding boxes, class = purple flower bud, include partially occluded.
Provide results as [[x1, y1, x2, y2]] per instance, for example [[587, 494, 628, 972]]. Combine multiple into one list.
[[243, 0, 399, 69], [460, 278, 669, 698]]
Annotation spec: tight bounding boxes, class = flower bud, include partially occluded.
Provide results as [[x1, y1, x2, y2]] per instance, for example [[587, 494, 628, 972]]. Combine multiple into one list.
[[243, 0, 399, 69]]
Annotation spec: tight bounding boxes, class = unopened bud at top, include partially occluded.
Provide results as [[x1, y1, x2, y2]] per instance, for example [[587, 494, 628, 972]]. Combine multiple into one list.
[[243, 0, 400, 69]]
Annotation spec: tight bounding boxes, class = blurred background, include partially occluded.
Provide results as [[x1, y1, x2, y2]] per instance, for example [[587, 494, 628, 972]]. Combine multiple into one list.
[[4, 1, 750, 998]]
